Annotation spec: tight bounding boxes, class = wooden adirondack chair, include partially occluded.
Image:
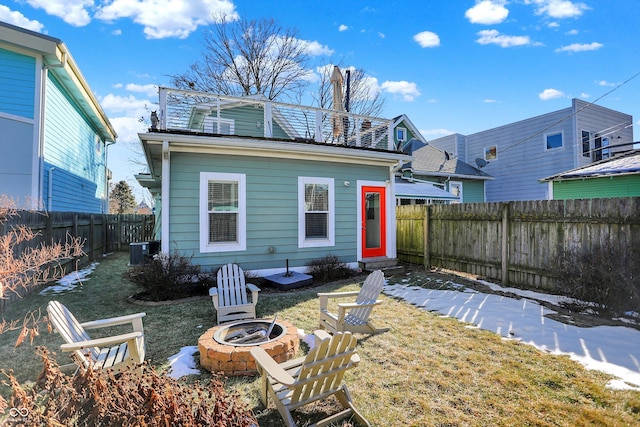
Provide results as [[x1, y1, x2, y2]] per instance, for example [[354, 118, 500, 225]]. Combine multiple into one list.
[[318, 269, 389, 335], [47, 300, 146, 373], [250, 330, 371, 427], [209, 263, 260, 324]]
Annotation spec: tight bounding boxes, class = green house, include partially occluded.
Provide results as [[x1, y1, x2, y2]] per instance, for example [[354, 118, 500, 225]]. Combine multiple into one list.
[[391, 115, 492, 204], [540, 150, 640, 200], [137, 88, 410, 276]]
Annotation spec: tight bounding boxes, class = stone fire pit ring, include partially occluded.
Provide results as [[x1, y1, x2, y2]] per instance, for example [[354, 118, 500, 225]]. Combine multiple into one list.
[[198, 318, 299, 376]]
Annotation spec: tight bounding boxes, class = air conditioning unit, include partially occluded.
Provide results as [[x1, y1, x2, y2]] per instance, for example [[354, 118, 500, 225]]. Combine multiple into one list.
[[129, 242, 149, 265]]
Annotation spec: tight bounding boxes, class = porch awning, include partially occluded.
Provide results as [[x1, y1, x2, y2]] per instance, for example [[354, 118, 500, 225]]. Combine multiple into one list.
[[395, 182, 459, 200]]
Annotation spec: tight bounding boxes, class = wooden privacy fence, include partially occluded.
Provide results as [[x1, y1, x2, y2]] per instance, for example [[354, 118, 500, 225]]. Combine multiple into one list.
[[396, 197, 640, 291], [0, 211, 154, 310]]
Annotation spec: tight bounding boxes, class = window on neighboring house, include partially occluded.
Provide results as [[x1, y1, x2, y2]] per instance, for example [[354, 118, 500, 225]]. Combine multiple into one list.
[[200, 172, 246, 252], [298, 177, 334, 248], [203, 117, 235, 134], [484, 145, 497, 160], [593, 135, 611, 161], [601, 137, 610, 160], [396, 127, 406, 142], [545, 132, 563, 150], [581, 130, 590, 157]]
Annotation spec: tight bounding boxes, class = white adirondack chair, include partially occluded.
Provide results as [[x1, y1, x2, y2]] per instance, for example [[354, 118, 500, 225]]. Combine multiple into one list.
[[250, 330, 371, 427], [318, 269, 389, 335], [47, 300, 146, 373], [209, 263, 260, 324]]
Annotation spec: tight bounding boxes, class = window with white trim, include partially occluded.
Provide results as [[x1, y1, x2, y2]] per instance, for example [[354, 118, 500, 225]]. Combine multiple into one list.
[[298, 177, 334, 248], [484, 145, 497, 160], [200, 172, 246, 252], [203, 117, 235, 135], [545, 132, 563, 150], [396, 127, 406, 142]]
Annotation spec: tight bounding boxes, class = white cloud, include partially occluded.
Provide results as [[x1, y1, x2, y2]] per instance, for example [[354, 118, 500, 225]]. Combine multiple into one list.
[[413, 31, 441, 48], [380, 81, 421, 102], [299, 39, 334, 56], [0, 5, 44, 32], [483, 99, 500, 103], [579, 92, 590, 98], [476, 29, 535, 47], [125, 83, 159, 98], [555, 42, 603, 53], [566, 29, 579, 35], [338, 24, 348, 32], [527, 0, 589, 19], [465, 1, 509, 25], [112, 29, 122, 36], [95, 0, 238, 39], [100, 94, 153, 117], [26, 0, 92, 26], [378, 32, 385, 39], [538, 88, 565, 100], [597, 80, 617, 87]]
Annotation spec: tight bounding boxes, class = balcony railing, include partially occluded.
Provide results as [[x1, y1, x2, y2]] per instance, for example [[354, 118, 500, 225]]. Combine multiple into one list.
[[157, 87, 395, 151]]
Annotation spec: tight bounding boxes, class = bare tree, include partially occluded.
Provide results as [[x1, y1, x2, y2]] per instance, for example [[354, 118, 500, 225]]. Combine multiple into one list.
[[171, 14, 312, 102]]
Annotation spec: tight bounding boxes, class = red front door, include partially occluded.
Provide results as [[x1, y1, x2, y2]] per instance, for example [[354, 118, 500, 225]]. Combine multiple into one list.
[[361, 186, 386, 258]]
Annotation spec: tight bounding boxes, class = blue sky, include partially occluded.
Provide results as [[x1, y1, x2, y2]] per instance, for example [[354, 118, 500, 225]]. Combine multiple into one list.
[[1, 0, 639, 202]]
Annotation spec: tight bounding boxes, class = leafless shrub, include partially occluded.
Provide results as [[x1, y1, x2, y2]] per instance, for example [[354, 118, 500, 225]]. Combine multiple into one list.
[[555, 242, 639, 318], [1, 347, 257, 426], [306, 254, 356, 282]]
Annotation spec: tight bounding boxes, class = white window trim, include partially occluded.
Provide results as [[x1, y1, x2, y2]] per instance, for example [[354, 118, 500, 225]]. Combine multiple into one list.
[[484, 145, 498, 161], [396, 127, 406, 142], [298, 176, 335, 248], [203, 117, 235, 134], [199, 172, 246, 253], [544, 131, 564, 151], [449, 181, 463, 203]]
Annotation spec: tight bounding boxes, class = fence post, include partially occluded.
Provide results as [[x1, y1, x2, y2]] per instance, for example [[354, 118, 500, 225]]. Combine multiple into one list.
[[423, 205, 430, 269], [501, 202, 510, 285]]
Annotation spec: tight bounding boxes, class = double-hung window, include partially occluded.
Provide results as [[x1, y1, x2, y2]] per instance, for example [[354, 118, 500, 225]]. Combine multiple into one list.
[[200, 172, 246, 252], [298, 177, 334, 248]]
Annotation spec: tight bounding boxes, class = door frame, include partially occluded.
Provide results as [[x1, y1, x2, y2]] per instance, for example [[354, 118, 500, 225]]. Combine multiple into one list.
[[357, 180, 391, 260]]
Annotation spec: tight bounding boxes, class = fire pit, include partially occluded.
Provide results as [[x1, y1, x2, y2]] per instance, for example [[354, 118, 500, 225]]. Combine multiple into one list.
[[198, 318, 299, 376]]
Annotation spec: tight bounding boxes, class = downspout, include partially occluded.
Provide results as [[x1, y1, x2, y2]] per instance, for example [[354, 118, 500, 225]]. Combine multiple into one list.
[[48, 167, 56, 211]]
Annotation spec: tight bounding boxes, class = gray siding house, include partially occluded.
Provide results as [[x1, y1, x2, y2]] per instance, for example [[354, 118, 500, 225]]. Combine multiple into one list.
[[0, 21, 116, 212], [430, 99, 633, 202], [137, 88, 409, 276]]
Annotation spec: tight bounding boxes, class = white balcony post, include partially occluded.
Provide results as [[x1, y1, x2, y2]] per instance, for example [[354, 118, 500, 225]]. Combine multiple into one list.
[[388, 123, 394, 150], [315, 110, 323, 142], [264, 101, 273, 138], [158, 87, 167, 130]]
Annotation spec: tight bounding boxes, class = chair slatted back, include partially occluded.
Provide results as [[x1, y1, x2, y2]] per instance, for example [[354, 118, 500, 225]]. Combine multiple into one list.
[[290, 332, 358, 405], [348, 270, 384, 324], [47, 301, 99, 365], [217, 263, 248, 308]]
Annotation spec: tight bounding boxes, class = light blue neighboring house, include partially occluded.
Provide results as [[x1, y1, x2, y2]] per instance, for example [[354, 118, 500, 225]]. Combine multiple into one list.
[[0, 21, 116, 212], [136, 88, 410, 275], [391, 114, 492, 204], [429, 99, 633, 202]]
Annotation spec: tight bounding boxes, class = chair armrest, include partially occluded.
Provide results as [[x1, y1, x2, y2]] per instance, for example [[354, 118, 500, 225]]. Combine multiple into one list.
[[250, 347, 296, 386], [209, 287, 218, 296], [246, 283, 260, 292], [60, 331, 143, 352], [317, 291, 360, 299], [337, 299, 382, 310], [80, 312, 145, 330]]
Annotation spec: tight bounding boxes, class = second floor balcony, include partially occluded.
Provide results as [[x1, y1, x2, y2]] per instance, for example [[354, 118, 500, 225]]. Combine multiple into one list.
[[155, 87, 397, 152]]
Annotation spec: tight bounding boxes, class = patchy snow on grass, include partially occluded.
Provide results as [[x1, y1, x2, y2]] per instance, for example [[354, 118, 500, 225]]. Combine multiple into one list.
[[166, 346, 201, 379], [384, 279, 640, 391], [39, 262, 99, 295]]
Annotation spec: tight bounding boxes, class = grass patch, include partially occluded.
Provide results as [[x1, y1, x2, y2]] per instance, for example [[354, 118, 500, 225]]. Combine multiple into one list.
[[1, 252, 639, 425]]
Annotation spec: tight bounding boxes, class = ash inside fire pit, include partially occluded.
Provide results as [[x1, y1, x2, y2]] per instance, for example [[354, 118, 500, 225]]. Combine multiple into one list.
[[214, 317, 285, 347]]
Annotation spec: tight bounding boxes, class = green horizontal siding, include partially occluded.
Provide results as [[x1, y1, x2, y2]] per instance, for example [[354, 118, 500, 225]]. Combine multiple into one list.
[[552, 175, 640, 200], [0, 48, 36, 119], [169, 152, 387, 271]]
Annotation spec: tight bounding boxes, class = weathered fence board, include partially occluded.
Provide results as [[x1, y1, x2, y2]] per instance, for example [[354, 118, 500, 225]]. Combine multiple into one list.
[[396, 197, 640, 292], [1, 211, 154, 311]]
